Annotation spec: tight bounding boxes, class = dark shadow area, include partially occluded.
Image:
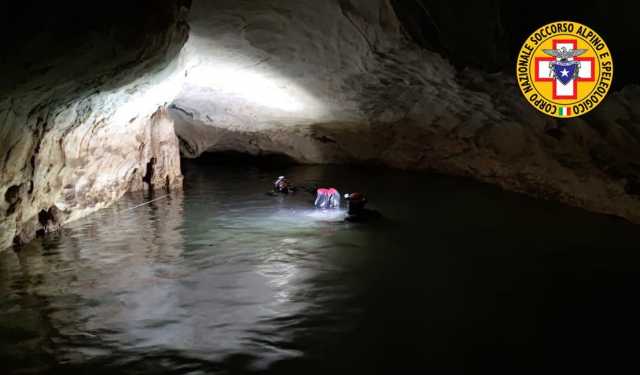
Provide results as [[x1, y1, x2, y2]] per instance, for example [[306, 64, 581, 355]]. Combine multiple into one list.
[[182, 151, 299, 169], [1, 0, 190, 96], [392, 0, 640, 89]]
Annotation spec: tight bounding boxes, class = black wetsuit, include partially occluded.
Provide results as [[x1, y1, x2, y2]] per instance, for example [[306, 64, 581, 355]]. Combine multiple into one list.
[[274, 179, 295, 194], [345, 199, 380, 222]]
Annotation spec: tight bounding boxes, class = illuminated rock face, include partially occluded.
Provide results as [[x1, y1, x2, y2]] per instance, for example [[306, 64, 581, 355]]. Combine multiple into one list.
[[0, 1, 189, 249], [171, 0, 454, 161], [173, 0, 640, 223]]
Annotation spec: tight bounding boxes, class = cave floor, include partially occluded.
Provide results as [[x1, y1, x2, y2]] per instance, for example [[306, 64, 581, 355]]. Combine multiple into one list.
[[1, 161, 639, 374]]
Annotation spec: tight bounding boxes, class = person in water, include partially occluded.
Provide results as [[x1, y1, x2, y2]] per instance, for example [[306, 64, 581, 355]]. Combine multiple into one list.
[[344, 192, 381, 222], [314, 187, 340, 209], [274, 176, 295, 194]]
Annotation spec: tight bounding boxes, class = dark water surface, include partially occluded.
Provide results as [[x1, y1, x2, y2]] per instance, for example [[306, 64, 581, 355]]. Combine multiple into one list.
[[2, 161, 640, 374]]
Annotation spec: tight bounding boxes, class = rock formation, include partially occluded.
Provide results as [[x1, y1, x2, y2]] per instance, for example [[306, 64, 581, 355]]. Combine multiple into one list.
[[171, 0, 640, 223], [0, 1, 189, 249], [1, 0, 639, 250]]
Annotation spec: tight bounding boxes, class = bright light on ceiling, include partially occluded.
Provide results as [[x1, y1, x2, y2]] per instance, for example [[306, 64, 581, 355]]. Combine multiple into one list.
[[186, 63, 308, 113]]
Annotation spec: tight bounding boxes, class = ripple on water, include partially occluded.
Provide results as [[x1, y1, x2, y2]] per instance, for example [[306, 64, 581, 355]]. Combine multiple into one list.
[[1, 164, 640, 373]]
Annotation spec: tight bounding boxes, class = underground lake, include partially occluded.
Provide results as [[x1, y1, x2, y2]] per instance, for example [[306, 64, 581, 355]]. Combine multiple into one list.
[[1, 159, 639, 373]]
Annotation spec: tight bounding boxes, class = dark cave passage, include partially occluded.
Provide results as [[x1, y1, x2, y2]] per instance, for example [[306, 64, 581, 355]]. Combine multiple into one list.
[[183, 151, 299, 168]]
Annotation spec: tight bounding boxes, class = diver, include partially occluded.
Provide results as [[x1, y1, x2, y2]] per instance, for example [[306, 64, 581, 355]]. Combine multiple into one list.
[[273, 176, 296, 194], [344, 192, 381, 222], [314, 187, 340, 209]]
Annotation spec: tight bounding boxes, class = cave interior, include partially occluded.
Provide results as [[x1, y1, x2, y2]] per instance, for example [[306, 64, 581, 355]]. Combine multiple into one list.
[[1, 0, 640, 373]]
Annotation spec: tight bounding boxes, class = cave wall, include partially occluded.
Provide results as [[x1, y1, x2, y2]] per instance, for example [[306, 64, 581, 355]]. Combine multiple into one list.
[[170, 0, 454, 161], [2, 0, 640, 251], [0, 1, 190, 249], [172, 0, 640, 224]]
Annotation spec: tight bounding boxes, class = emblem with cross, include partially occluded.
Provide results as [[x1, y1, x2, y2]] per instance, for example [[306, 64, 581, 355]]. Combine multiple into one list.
[[534, 39, 595, 100]]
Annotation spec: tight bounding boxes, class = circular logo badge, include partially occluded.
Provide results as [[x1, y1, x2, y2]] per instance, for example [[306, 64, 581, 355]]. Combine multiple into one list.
[[516, 21, 613, 118]]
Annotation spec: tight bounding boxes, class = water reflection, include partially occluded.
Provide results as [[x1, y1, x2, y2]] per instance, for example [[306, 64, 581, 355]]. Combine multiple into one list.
[[0, 166, 360, 372], [1, 163, 640, 374]]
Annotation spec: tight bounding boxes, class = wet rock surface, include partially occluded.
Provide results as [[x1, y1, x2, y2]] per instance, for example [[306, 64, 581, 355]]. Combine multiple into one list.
[[0, 1, 189, 249]]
